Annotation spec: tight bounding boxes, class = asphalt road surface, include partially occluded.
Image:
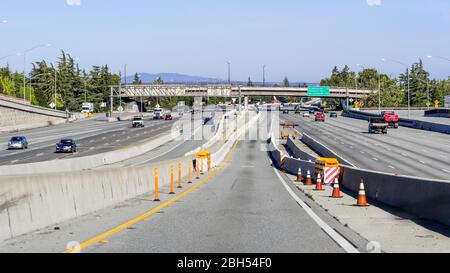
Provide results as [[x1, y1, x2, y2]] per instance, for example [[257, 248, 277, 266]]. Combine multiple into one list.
[[0, 117, 178, 166], [82, 139, 359, 253], [281, 113, 450, 180], [0, 112, 367, 253]]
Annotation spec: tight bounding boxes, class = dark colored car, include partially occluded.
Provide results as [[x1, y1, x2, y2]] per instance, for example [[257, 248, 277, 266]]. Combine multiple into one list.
[[330, 112, 338, 118], [165, 114, 173, 121], [8, 136, 28, 150], [56, 139, 77, 153], [282, 109, 289, 114]]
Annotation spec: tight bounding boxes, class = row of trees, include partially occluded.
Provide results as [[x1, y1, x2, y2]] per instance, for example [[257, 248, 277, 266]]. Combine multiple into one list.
[[320, 61, 450, 108], [0, 51, 120, 111]]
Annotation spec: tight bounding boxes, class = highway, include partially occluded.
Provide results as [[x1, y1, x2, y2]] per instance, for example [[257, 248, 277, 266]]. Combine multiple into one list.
[[0, 116, 180, 166], [0, 114, 367, 253], [281, 113, 450, 180]]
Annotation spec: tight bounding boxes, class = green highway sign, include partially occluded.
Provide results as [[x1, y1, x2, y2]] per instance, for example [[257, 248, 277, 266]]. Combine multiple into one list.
[[307, 86, 331, 97]]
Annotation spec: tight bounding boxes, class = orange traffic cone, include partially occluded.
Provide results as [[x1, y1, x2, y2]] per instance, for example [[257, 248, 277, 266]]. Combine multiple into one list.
[[314, 173, 324, 191], [357, 180, 369, 207], [305, 170, 313, 186], [331, 178, 343, 198], [297, 168, 303, 183]]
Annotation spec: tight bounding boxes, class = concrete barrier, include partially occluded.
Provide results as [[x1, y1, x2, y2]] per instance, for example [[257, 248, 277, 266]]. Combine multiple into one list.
[[300, 132, 354, 167], [0, 156, 192, 242], [0, 124, 184, 176], [269, 133, 450, 227], [211, 112, 259, 167], [341, 167, 450, 227], [0, 111, 258, 243], [286, 136, 317, 162]]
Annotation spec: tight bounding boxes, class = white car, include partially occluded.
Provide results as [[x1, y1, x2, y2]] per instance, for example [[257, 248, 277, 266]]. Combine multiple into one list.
[[303, 112, 311, 118]]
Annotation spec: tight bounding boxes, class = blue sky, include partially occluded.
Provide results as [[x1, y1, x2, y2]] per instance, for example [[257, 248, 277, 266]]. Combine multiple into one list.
[[1, 0, 450, 82]]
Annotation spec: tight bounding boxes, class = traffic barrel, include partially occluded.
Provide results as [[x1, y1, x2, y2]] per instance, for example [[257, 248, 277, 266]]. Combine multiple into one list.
[[314, 173, 324, 191], [331, 178, 343, 199], [357, 180, 369, 207], [306, 170, 313, 186]]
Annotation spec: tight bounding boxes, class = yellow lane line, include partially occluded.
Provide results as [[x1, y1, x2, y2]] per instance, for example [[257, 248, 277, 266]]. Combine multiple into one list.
[[64, 140, 240, 253]]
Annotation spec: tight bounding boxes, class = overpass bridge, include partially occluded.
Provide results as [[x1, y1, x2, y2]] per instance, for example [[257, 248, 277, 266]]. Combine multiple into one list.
[[116, 84, 374, 99]]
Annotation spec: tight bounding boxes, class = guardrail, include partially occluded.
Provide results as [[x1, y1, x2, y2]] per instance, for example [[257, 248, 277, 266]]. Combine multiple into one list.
[[0, 96, 68, 119], [343, 110, 450, 135], [270, 134, 450, 227]]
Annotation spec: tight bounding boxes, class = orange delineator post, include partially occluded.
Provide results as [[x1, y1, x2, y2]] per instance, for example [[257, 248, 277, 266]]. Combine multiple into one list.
[[178, 162, 182, 189], [188, 162, 193, 184], [196, 161, 200, 179], [170, 165, 175, 194], [154, 167, 160, 202]]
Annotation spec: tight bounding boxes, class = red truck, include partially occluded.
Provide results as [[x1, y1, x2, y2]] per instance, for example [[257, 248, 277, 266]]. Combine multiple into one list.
[[381, 111, 399, 128], [315, 112, 326, 122]]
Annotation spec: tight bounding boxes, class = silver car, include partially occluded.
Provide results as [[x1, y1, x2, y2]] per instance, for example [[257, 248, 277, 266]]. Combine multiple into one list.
[[8, 136, 29, 150]]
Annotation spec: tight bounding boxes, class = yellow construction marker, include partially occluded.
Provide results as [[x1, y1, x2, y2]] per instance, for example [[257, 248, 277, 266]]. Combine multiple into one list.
[[154, 167, 160, 202], [170, 165, 175, 194], [178, 162, 182, 189]]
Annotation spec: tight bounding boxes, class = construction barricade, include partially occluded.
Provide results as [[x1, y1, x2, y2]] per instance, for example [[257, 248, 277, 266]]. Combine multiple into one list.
[[314, 158, 340, 185], [196, 151, 211, 174]]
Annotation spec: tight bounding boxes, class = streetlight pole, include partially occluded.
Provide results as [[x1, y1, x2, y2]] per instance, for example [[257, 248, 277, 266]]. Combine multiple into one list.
[[54, 69, 57, 110], [382, 58, 410, 118], [227, 61, 231, 84], [263, 65, 266, 87], [21, 44, 52, 101]]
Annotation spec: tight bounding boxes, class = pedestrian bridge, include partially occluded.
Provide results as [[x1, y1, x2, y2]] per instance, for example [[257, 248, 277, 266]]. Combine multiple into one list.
[[118, 85, 374, 99]]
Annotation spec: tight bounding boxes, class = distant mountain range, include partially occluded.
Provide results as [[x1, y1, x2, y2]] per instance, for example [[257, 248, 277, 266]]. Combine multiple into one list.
[[124, 73, 223, 84], [123, 72, 315, 86]]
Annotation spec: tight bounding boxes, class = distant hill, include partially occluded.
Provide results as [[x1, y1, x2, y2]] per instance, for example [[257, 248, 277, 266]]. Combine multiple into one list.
[[123, 72, 315, 86], [124, 73, 223, 84]]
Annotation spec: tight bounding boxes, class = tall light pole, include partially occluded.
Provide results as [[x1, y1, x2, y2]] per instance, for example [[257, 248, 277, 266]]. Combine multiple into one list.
[[21, 43, 52, 101], [382, 58, 410, 117], [54, 69, 57, 110], [263, 65, 266, 87], [226, 61, 231, 84], [0, 53, 18, 63], [136, 73, 143, 113], [427, 55, 450, 63]]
